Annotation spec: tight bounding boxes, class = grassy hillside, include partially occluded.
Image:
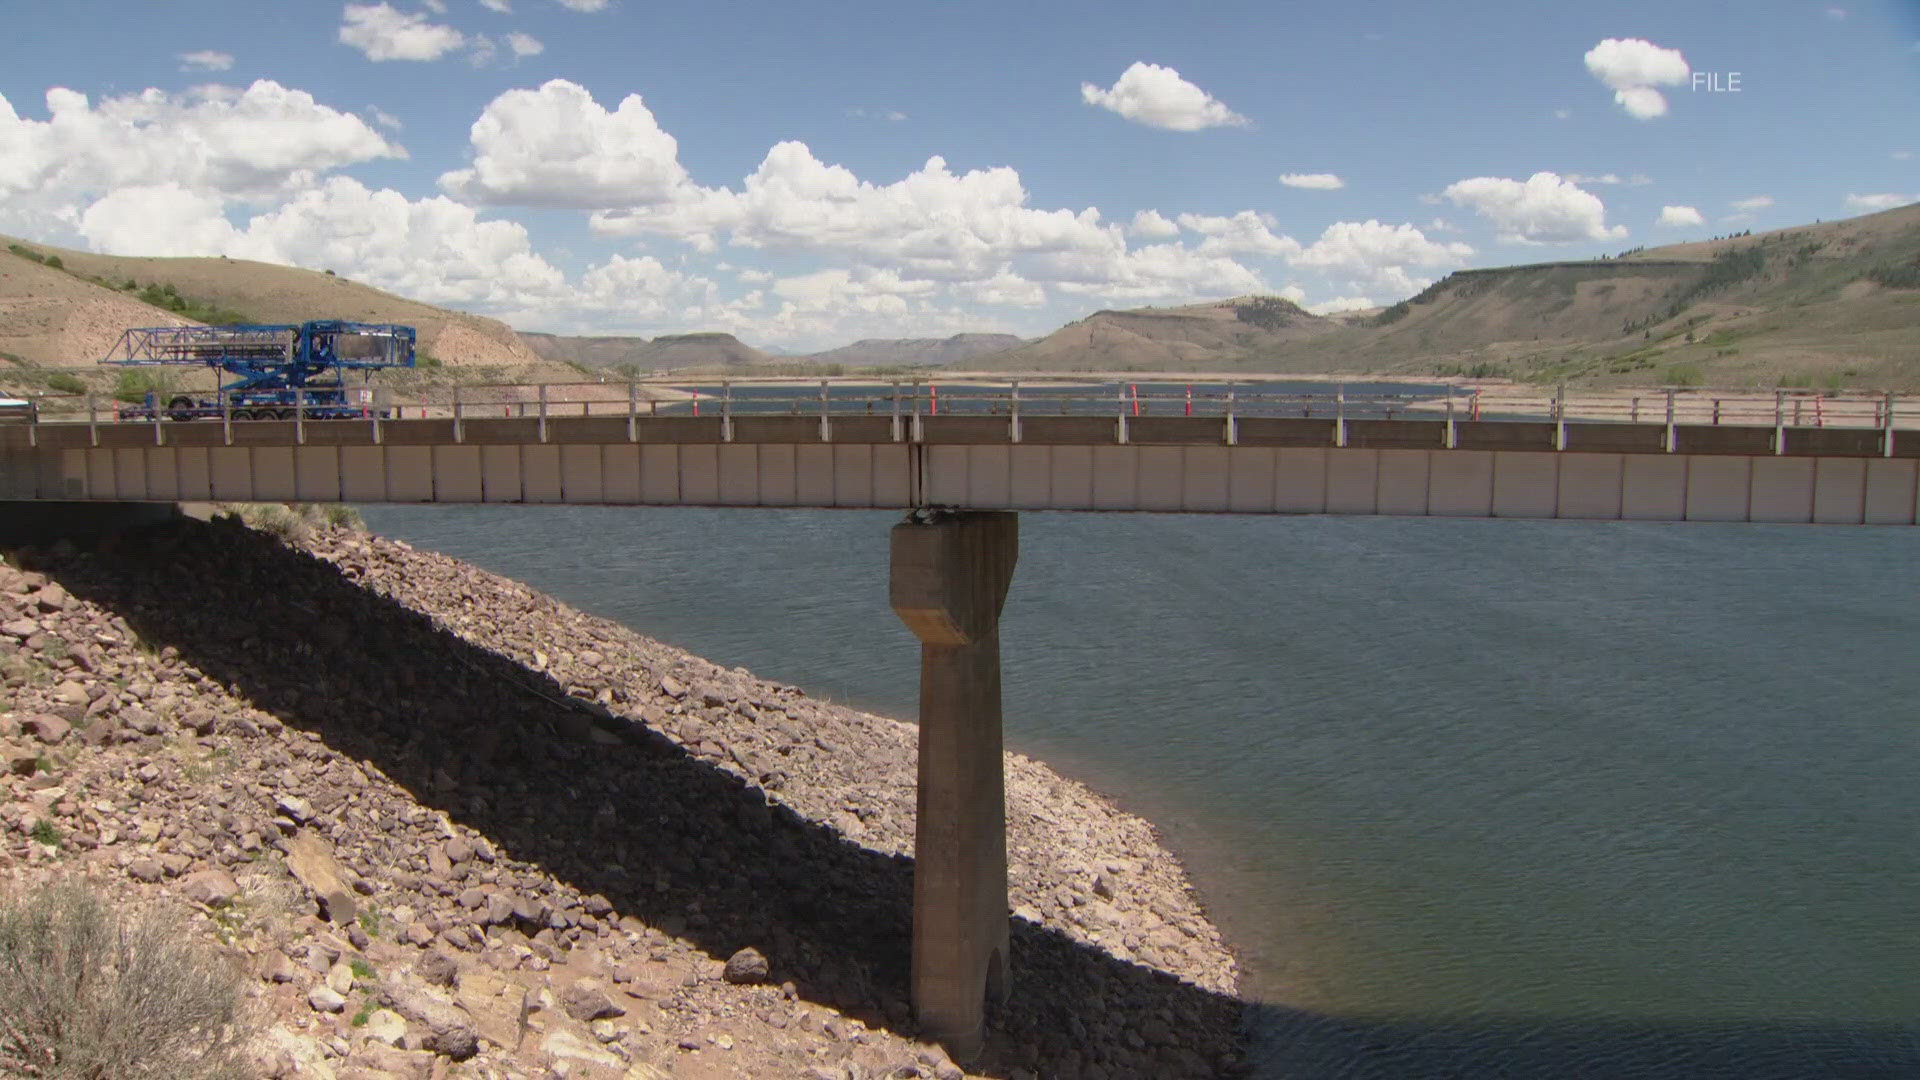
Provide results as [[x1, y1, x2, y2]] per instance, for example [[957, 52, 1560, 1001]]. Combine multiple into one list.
[[520, 331, 774, 372], [0, 235, 546, 372], [974, 203, 1920, 389], [978, 295, 1339, 372]]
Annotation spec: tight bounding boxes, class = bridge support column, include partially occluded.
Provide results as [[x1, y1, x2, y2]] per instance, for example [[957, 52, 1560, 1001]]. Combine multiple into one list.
[[889, 511, 1017, 1061]]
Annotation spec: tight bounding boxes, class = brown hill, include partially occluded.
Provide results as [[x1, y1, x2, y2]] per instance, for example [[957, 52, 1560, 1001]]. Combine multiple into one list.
[[802, 333, 1028, 368], [975, 202, 1920, 389], [0, 235, 543, 371], [979, 296, 1337, 372], [520, 331, 773, 372]]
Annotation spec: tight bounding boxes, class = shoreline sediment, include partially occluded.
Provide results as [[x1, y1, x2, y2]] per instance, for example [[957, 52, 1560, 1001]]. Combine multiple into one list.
[[1, 513, 1246, 1078]]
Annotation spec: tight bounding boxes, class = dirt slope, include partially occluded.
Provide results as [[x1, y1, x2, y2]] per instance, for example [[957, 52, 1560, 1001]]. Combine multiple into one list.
[[979, 297, 1338, 372], [0, 247, 195, 367], [802, 334, 1028, 369], [1, 235, 543, 371], [521, 332, 773, 371]]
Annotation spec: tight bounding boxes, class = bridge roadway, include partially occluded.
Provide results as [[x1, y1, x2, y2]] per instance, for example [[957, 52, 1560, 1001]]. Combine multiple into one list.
[[3, 384, 1915, 1059]]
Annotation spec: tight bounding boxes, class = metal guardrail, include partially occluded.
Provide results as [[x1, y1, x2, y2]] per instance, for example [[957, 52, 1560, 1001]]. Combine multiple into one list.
[[8, 380, 1911, 452]]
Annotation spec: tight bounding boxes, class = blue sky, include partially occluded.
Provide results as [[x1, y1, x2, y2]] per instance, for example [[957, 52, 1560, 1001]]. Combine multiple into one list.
[[1, 0, 1914, 348]]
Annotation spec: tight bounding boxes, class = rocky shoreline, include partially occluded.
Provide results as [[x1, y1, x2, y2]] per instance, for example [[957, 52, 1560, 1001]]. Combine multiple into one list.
[[0, 511, 1246, 1078]]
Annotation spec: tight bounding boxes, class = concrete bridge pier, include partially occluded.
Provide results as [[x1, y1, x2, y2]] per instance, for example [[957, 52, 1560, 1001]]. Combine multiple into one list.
[[889, 510, 1018, 1061]]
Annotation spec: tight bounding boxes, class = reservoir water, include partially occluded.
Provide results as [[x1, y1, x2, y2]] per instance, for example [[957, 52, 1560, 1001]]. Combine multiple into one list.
[[359, 503, 1920, 1077]]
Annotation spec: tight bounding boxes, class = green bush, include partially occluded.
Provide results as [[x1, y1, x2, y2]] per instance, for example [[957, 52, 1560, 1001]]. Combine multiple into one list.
[[1664, 364, 1704, 387], [45, 372, 86, 396], [113, 369, 173, 404], [42, 255, 62, 270], [0, 881, 253, 1078]]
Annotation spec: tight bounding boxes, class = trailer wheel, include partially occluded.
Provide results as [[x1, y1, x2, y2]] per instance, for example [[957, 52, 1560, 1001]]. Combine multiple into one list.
[[166, 395, 197, 422], [234, 409, 256, 422]]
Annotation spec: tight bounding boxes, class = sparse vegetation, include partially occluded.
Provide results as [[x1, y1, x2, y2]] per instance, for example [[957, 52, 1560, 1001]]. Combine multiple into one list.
[[113, 368, 174, 404], [1234, 295, 1306, 330], [29, 819, 61, 847], [1663, 363, 1704, 387], [44, 372, 86, 396], [0, 880, 254, 1079], [1866, 256, 1920, 290]]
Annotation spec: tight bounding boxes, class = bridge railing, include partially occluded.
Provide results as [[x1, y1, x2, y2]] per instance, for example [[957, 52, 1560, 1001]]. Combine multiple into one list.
[[6, 379, 1911, 431]]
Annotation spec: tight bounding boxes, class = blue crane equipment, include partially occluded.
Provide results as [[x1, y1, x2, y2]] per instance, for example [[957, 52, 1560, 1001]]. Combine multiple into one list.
[[102, 320, 416, 421]]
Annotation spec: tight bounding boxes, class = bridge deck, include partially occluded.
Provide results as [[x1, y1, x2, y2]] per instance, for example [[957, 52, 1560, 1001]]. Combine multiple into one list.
[[4, 413, 1915, 524]]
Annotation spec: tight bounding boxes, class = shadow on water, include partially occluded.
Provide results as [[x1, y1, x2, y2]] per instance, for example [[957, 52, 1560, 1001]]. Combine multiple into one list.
[[30, 516, 1240, 1079], [27, 517, 1920, 1079]]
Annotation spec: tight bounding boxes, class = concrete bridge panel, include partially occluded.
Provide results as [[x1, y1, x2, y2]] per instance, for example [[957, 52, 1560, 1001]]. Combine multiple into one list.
[[1227, 448, 1277, 513], [1812, 458, 1868, 524], [460, 417, 546, 445], [1676, 425, 1773, 456], [381, 419, 458, 447], [873, 445, 912, 507], [340, 446, 387, 502], [732, 415, 822, 445], [1557, 454, 1624, 519], [967, 446, 1014, 509], [430, 446, 481, 502], [1182, 447, 1231, 512], [638, 445, 678, 504], [1348, 419, 1444, 451], [1491, 453, 1558, 518], [548, 417, 631, 445], [1019, 416, 1121, 445], [795, 445, 834, 505], [756, 444, 798, 506], [1008, 446, 1052, 509], [253, 447, 298, 502], [834, 445, 879, 507], [679, 445, 720, 505], [1376, 450, 1430, 516], [1749, 457, 1816, 523], [556, 441, 599, 499], [1274, 448, 1329, 513], [295, 447, 342, 502], [1457, 421, 1556, 453], [632, 417, 727, 444], [1684, 456, 1752, 522], [299, 419, 376, 447], [386, 446, 433, 502], [1131, 417, 1222, 446], [1863, 459, 1918, 524], [1786, 428, 1885, 457], [86, 450, 116, 500], [1325, 450, 1379, 515], [142, 448, 181, 502], [922, 417, 1011, 445], [112, 449, 149, 500], [209, 447, 253, 501], [1427, 451, 1494, 517], [1091, 446, 1138, 509], [1621, 455, 1687, 520], [924, 446, 967, 506], [1045, 445, 1095, 510], [832, 417, 895, 444], [522, 445, 563, 503], [716, 445, 759, 505], [176, 447, 211, 502], [480, 445, 522, 502], [1566, 424, 1666, 454], [602, 445, 642, 503], [1136, 447, 1184, 511], [1238, 417, 1339, 448]]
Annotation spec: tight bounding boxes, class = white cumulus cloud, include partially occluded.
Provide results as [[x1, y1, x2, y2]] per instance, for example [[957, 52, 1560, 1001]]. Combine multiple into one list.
[[439, 79, 691, 207], [1442, 171, 1627, 243], [1129, 209, 1180, 238], [480, 0, 511, 10], [1656, 205, 1704, 227], [1845, 193, 1914, 212], [505, 32, 544, 57], [1731, 195, 1773, 212], [1583, 38, 1689, 119], [338, 3, 468, 62], [1307, 295, 1376, 315], [1279, 172, 1343, 190], [1175, 211, 1300, 258], [1080, 62, 1248, 131], [177, 50, 234, 72], [0, 81, 401, 205], [1292, 219, 1470, 295], [555, 0, 608, 9]]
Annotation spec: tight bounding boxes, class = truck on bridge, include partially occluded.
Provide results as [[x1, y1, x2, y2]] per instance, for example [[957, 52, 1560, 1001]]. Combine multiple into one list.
[[103, 320, 416, 421]]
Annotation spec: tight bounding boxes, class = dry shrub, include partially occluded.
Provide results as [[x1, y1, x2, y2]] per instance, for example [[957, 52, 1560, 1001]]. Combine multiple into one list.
[[0, 881, 254, 1079]]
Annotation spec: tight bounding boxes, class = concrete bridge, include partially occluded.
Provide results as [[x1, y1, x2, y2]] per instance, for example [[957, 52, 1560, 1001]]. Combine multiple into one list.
[[2, 378, 1915, 1057]]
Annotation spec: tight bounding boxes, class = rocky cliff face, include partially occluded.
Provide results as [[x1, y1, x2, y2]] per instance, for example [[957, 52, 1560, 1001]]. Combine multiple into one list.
[[0, 515, 1244, 1079]]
